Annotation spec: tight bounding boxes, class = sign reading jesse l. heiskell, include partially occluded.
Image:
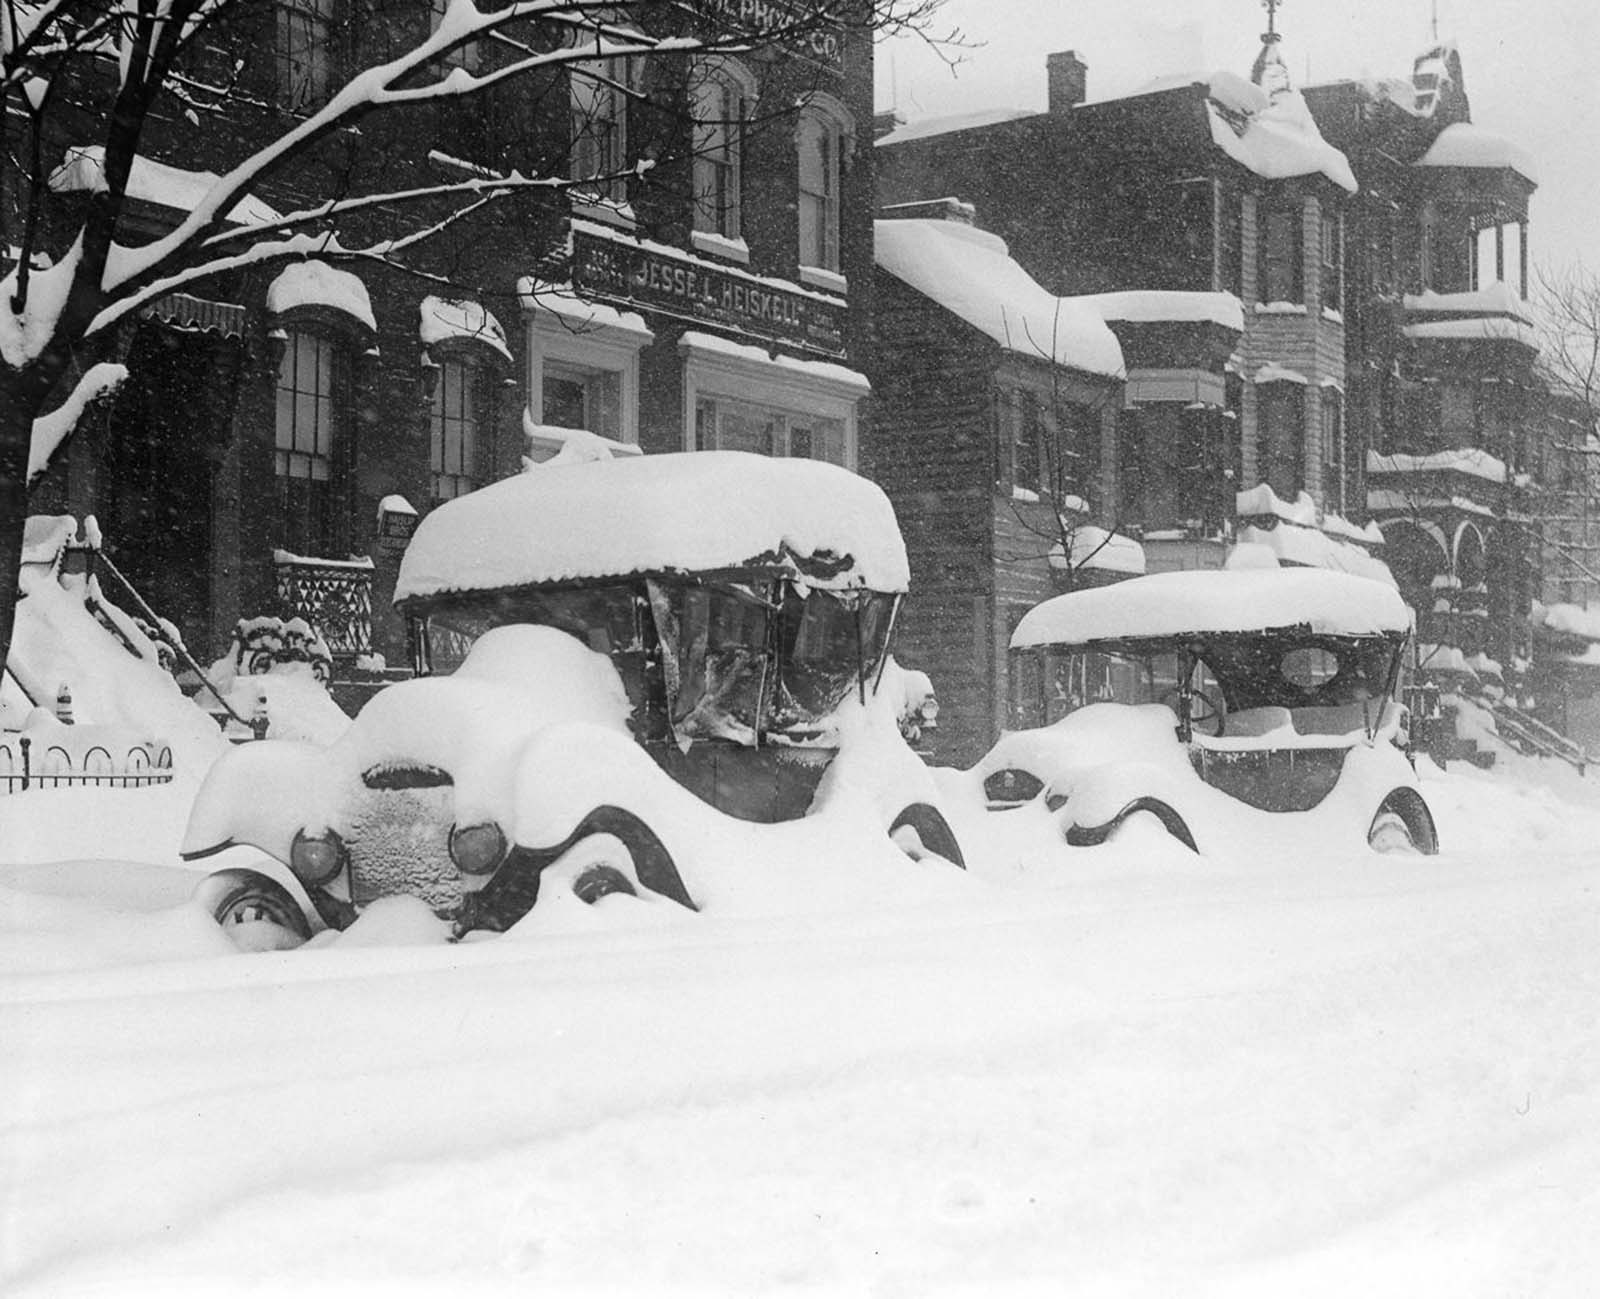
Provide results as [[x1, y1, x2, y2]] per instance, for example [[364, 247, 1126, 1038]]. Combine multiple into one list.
[[571, 228, 846, 358]]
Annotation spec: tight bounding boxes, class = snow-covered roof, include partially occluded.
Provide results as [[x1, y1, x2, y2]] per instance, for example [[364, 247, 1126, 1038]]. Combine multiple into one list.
[[1078, 291, 1244, 332], [1532, 602, 1600, 643], [396, 451, 911, 601], [875, 108, 1037, 147], [419, 297, 513, 363], [48, 146, 282, 226], [1235, 485, 1385, 546], [1416, 123, 1538, 182], [1367, 449, 1507, 483], [874, 220, 1124, 378], [266, 261, 375, 332], [1012, 568, 1412, 650], [1205, 74, 1357, 192]]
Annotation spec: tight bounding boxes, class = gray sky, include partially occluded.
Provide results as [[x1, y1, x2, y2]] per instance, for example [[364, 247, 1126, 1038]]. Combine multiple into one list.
[[878, 0, 1598, 276]]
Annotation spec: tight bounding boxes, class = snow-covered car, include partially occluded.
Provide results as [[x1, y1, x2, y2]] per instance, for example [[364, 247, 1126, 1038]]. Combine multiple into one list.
[[182, 452, 965, 943], [976, 568, 1439, 855]]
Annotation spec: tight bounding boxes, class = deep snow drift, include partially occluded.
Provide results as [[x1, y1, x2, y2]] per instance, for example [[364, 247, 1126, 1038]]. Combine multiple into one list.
[[2, 734, 1598, 1298]]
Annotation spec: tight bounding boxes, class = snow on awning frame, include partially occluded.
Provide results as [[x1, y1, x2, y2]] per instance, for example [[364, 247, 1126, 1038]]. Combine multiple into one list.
[[266, 260, 376, 335], [419, 296, 514, 365]]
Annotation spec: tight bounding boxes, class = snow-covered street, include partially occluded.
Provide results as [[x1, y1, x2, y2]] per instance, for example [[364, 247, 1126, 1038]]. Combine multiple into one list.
[[3, 752, 1596, 1298]]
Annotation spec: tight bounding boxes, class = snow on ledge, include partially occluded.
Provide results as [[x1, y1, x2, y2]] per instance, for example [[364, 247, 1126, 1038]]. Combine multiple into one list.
[[267, 261, 375, 332], [419, 297, 513, 363], [1367, 448, 1508, 483], [49, 146, 282, 226], [519, 281, 654, 339], [678, 330, 871, 395], [1080, 291, 1244, 331], [1255, 363, 1309, 385], [522, 414, 642, 466]]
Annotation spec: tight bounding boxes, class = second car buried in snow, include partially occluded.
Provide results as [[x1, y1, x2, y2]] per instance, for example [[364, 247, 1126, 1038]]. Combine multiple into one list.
[[975, 567, 1439, 856]]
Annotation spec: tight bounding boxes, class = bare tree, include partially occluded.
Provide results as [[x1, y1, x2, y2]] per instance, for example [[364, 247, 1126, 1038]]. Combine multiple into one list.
[[0, 0, 950, 671]]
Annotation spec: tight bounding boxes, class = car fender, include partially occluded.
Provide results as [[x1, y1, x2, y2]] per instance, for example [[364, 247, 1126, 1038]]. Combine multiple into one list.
[[180, 740, 341, 864]]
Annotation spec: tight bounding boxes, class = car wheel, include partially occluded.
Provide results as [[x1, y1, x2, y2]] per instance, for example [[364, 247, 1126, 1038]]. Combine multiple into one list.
[[570, 861, 639, 904], [888, 803, 966, 868], [1065, 797, 1199, 853], [192, 867, 313, 950], [1367, 790, 1439, 855]]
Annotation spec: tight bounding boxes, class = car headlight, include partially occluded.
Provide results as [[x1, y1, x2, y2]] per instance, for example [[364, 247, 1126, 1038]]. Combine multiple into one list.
[[918, 696, 940, 724], [449, 821, 508, 876], [289, 829, 347, 887]]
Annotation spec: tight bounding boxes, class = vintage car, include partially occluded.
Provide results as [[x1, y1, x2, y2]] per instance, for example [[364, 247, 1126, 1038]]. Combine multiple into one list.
[[182, 451, 965, 944], [975, 568, 1439, 856]]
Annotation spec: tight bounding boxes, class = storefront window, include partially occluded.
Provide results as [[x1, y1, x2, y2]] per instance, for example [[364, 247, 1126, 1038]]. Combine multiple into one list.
[[694, 394, 845, 464], [543, 359, 622, 439]]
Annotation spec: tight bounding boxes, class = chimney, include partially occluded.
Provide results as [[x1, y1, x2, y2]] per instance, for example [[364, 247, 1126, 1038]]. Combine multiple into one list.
[[1047, 50, 1087, 113]]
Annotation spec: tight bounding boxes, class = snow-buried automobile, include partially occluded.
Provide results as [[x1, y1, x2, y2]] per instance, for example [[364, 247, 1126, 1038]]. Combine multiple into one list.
[[182, 452, 965, 943], [976, 568, 1439, 855]]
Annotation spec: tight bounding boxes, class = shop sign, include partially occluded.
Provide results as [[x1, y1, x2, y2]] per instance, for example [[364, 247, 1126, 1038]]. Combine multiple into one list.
[[572, 229, 846, 358], [695, 0, 844, 73]]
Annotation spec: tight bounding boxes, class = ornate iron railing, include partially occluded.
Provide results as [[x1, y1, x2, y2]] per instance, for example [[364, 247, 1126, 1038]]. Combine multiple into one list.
[[273, 553, 374, 659], [0, 736, 175, 794]]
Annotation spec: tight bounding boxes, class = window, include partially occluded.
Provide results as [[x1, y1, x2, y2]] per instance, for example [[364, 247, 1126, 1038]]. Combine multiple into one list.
[[1257, 201, 1302, 304], [691, 61, 751, 240], [431, 357, 488, 501], [1320, 388, 1344, 512], [797, 99, 848, 272], [1217, 186, 1243, 296], [543, 359, 622, 438], [429, 0, 480, 72], [1320, 208, 1342, 312], [1256, 382, 1304, 500], [571, 57, 632, 203], [277, 0, 332, 111], [1440, 382, 1477, 444], [1012, 389, 1042, 491], [694, 394, 846, 464], [275, 329, 341, 554]]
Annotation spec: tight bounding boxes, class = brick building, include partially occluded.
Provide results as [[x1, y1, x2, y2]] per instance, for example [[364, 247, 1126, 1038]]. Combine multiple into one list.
[[868, 200, 1127, 762], [15, 2, 876, 694], [876, 23, 1387, 584]]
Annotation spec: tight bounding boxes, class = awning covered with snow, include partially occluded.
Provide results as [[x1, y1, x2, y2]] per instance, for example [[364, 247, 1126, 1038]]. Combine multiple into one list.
[[396, 450, 911, 601], [1237, 522, 1395, 587]]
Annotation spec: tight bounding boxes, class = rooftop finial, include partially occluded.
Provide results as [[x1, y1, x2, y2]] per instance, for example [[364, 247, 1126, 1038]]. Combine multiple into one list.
[[1261, 0, 1282, 43]]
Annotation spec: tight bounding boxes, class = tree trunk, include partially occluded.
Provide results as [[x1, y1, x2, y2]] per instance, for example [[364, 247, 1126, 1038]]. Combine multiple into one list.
[[0, 385, 35, 684]]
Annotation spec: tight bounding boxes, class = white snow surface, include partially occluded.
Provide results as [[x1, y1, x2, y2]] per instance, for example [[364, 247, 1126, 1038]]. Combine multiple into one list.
[[1235, 523, 1396, 587], [3, 703, 1599, 1296], [266, 260, 376, 331], [1079, 289, 1245, 331], [1012, 568, 1411, 649], [1368, 447, 1508, 483], [396, 451, 912, 599], [874, 219, 1125, 378], [874, 106, 1038, 146]]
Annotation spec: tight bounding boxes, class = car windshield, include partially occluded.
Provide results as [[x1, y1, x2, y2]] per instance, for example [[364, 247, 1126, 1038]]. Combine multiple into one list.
[[649, 579, 897, 745], [417, 584, 641, 675]]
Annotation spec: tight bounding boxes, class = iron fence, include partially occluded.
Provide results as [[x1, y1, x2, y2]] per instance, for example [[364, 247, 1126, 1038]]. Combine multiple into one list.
[[0, 736, 175, 794]]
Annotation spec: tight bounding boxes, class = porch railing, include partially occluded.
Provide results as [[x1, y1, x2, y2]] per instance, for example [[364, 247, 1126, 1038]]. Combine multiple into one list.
[[273, 552, 374, 660]]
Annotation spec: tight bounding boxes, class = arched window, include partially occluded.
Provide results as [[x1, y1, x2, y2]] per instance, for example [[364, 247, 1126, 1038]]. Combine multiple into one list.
[[796, 95, 851, 274], [571, 56, 635, 204], [274, 327, 343, 555], [690, 59, 755, 241], [431, 355, 488, 501]]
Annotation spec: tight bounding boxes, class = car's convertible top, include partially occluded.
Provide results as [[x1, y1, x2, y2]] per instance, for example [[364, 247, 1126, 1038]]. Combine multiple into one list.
[[1011, 568, 1413, 651], [396, 451, 910, 603]]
